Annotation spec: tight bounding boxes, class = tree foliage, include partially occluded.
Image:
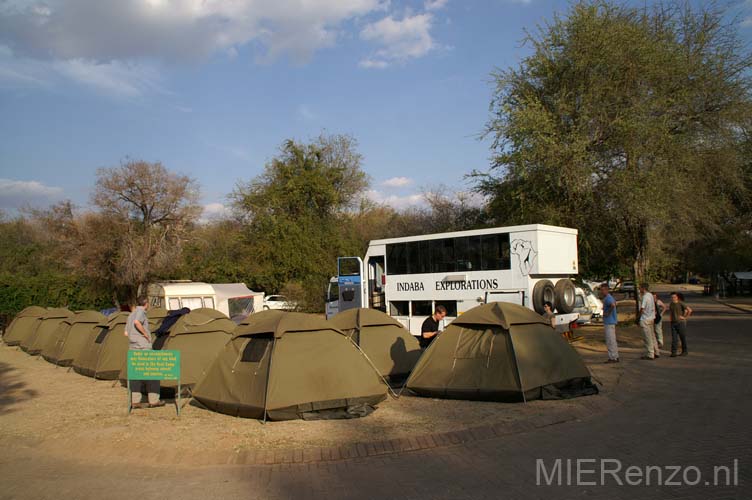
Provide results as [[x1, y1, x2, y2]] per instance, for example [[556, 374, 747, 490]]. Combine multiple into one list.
[[476, 0, 752, 294], [29, 160, 201, 304], [230, 134, 369, 309], [0, 214, 108, 327], [92, 159, 201, 297]]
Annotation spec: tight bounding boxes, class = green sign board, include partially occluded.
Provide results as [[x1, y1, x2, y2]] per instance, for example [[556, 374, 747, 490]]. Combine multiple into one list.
[[127, 350, 180, 380]]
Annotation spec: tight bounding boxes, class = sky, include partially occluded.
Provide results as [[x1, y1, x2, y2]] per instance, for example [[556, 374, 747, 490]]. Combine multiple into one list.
[[2, 0, 752, 219]]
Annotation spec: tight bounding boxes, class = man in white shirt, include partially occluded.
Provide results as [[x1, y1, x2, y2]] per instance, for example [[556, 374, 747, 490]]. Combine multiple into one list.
[[638, 283, 656, 360], [126, 297, 165, 408]]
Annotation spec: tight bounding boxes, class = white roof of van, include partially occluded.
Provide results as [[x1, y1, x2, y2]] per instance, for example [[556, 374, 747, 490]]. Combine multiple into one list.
[[150, 282, 215, 295]]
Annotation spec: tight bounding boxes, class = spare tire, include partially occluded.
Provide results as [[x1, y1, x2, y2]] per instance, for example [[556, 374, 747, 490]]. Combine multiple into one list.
[[554, 279, 576, 314], [532, 280, 555, 314]]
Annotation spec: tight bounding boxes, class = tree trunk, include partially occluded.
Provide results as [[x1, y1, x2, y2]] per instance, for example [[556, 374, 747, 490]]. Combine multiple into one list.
[[632, 222, 649, 320]]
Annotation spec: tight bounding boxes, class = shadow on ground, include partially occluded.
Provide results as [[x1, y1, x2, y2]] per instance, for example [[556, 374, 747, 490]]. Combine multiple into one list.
[[0, 361, 38, 415]]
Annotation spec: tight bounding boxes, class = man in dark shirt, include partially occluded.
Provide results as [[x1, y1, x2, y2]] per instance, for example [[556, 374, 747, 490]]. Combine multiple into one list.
[[420, 305, 447, 349]]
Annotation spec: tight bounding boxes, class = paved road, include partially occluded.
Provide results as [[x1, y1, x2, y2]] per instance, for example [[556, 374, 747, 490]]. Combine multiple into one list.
[[1, 294, 749, 499]]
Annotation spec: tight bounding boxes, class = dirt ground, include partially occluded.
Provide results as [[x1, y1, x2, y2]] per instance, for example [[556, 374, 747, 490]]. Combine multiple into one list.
[[0, 306, 651, 467]]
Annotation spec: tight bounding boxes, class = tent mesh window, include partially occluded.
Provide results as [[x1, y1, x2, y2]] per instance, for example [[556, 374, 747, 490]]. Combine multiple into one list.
[[94, 327, 111, 344], [241, 334, 273, 362]]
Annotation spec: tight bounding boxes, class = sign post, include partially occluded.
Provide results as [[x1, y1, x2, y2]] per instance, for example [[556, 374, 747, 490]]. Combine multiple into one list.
[[127, 350, 181, 416]]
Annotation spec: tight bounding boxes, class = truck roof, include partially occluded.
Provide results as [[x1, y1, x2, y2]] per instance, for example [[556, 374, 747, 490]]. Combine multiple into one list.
[[367, 224, 577, 246]]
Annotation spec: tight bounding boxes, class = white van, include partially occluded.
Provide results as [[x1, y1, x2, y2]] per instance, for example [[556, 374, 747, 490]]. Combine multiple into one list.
[[145, 282, 264, 322]]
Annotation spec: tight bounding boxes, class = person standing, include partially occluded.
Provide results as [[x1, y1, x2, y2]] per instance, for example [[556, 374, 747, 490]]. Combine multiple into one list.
[[600, 284, 619, 363], [541, 301, 556, 328], [126, 296, 165, 409], [654, 294, 667, 354], [669, 292, 693, 357], [420, 305, 447, 350], [638, 283, 656, 360]]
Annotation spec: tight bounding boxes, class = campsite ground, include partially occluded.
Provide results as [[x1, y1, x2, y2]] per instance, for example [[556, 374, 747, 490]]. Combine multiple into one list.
[[1, 288, 749, 499]]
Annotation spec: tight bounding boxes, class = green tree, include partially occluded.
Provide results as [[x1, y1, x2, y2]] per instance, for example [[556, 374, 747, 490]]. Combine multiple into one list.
[[230, 134, 368, 310], [178, 219, 254, 284], [0, 213, 109, 326], [477, 0, 752, 312]]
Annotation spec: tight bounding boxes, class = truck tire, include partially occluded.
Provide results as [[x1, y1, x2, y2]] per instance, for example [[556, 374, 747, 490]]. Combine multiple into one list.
[[554, 279, 576, 314], [532, 280, 555, 314]]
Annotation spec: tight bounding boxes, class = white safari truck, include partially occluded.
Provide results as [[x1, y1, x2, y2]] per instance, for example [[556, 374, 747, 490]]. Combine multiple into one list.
[[327, 224, 580, 335], [146, 282, 264, 323]]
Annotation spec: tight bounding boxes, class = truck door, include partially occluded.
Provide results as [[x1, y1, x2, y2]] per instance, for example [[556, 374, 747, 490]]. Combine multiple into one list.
[[325, 277, 340, 319], [367, 256, 386, 312], [337, 257, 365, 313]]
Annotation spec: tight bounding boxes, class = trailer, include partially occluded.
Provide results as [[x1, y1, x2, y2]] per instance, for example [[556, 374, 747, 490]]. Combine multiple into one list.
[[145, 281, 263, 323]]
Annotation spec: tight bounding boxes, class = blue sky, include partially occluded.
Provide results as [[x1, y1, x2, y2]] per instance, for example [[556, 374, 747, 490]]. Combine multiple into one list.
[[1, 0, 751, 218]]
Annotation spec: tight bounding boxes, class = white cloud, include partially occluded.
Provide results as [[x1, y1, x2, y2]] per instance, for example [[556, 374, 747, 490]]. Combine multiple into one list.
[[381, 176, 413, 188], [358, 58, 389, 69], [0, 1, 450, 93], [53, 59, 164, 98], [366, 189, 425, 209], [0, 44, 163, 98], [201, 202, 231, 222], [425, 0, 449, 11], [0, 0, 387, 64], [0, 178, 64, 209], [0, 45, 51, 88], [359, 13, 435, 68], [0, 63, 48, 87]]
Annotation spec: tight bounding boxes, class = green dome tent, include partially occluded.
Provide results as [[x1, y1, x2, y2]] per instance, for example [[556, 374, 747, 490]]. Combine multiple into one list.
[[21, 308, 73, 355], [41, 311, 106, 366], [96, 308, 169, 380], [40, 315, 73, 362], [74, 309, 168, 378], [405, 302, 597, 402], [192, 310, 388, 421], [73, 308, 167, 380], [329, 308, 421, 383], [73, 312, 128, 378], [2, 306, 47, 346], [118, 308, 234, 390]]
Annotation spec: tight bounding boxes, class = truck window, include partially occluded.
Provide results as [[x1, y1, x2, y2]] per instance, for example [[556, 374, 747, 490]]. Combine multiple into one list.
[[431, 238, 455, 273], [481, 234, 511, 271], [327, 282, 339, 302], [387, 243, 408, 275], [435, 300, 458, 317], [411, 301, 432, 316], [407, 241, 429, 274], [389, 301, 409, 316]]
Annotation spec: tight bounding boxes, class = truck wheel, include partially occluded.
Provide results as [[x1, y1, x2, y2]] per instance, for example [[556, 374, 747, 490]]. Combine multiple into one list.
[[532, 280, 555, 314], [554, 279, 576, 314]]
